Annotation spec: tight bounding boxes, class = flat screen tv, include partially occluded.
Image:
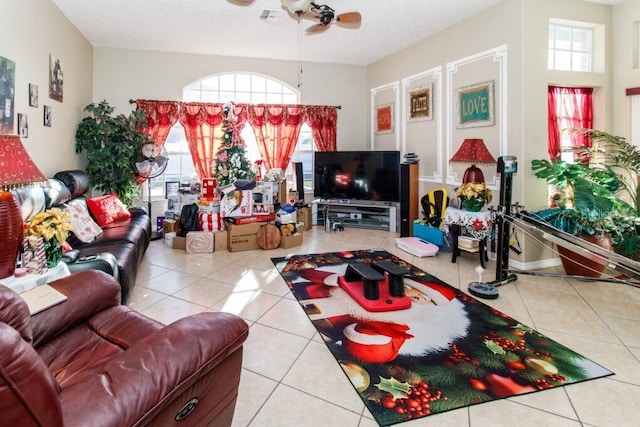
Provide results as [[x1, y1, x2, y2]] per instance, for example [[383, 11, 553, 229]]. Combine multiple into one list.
[[313, 150, 400, 202]]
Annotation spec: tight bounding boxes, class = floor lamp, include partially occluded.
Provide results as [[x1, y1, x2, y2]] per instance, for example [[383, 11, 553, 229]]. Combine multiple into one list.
[[0, 135, 47, 279]]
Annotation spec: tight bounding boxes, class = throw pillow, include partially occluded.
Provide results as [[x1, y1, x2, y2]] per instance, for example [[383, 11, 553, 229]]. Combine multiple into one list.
[[64, 203, 103, 243], [86, 193, 132, 227]]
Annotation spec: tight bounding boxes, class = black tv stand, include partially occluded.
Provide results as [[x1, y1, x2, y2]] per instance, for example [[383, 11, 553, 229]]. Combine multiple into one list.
[[312, 199, 398, 232]]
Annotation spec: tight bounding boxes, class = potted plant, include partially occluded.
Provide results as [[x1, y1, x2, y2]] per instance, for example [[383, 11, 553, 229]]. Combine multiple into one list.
[[531, 129, 640, 274], [455, 182, 493, 212], [75, 100, 150, 206]]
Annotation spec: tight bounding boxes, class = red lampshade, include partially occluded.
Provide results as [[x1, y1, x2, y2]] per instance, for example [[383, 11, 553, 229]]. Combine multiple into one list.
[[0, 135, 47, 279], [450, 138, 496, 183]]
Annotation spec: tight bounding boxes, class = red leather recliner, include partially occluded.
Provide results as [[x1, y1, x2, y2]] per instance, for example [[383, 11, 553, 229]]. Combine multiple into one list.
[[0, 270, 249, 426]]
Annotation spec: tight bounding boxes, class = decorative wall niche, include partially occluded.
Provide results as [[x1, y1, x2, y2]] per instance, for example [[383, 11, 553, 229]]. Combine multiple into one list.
[[371, 81, 400, 151], [402, 66, 442, 183], [446, 45, 508, 189]]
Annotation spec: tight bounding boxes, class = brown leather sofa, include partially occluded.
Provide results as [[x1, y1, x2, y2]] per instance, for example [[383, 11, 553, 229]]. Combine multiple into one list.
[[11, 170, 151, 303], [0, 270, 249, 426]]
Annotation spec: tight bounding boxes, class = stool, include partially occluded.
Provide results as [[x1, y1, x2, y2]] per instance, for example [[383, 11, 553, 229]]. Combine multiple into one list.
[[449, 224, 488, 268]]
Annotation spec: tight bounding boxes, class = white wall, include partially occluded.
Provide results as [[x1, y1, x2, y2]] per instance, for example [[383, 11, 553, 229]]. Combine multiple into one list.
[[0, 0, 93, 176], [612, 0, 640, 138], [92, 47, 368, 150]]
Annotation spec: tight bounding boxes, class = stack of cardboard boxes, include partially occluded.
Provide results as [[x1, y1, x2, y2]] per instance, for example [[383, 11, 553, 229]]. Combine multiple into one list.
[[162, 178, 309, 253]]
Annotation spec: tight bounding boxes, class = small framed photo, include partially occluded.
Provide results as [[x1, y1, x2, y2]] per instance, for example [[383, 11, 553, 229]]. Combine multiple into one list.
[[49, 54, 63, 102], [375, 103, 394, 134], [18, 113, 28, 138], [29, 84, 38, 107], [43, 105, 52, 127], [408, 84, 433, 121], [455, 80, 495, 128]]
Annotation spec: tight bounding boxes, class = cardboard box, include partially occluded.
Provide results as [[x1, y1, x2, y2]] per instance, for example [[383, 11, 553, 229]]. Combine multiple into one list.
[[214, 230, 227, 251], [297, 207, 312, 231], [172, 236, 187, 250], [164, 232, 176, 247], [186, 231, 214, 254], [280, 232, 303, 249], [163, 219, 178, 234], [252, 181, 274, 205], [277, 181, 287, 203], [220, 189, 252, 218], [226, 221, 263, 252]]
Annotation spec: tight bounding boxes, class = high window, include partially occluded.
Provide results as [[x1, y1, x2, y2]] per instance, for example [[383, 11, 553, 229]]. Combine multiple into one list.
[[152, 73, 315, 197], [548, 21, 594, 72]]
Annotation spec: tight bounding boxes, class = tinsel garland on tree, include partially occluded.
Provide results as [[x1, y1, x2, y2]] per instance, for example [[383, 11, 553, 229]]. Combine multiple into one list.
[[214, 102, 255, 187]]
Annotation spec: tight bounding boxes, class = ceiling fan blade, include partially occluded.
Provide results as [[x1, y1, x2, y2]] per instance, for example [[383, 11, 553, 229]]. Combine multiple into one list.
[[306, 23, 330, 34], [336, 11, 361, 28]]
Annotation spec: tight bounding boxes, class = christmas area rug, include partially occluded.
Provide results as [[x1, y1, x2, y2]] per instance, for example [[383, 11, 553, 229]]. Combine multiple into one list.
[[271, 249, 613, 426]]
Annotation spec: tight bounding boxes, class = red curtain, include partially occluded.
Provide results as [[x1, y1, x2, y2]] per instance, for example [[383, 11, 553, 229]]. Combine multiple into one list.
[[247, 105, 304, 170], [304, 106, 337, 152], [135, 100, 180, 149], [547, 86, 593, 159], [177, 103, 248, 179]]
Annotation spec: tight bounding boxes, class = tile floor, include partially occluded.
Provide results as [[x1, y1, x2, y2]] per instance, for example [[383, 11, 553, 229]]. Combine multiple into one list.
[[129, 227, 640, 427]]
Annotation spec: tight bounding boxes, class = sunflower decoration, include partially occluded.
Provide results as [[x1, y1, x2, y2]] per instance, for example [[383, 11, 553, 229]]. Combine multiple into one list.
[[25, 208, 73, 244], [455, 182, 493, 212]]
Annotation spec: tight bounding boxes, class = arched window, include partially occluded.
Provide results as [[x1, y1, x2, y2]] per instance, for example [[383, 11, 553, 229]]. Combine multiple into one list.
[[152, 73, 315, 198]]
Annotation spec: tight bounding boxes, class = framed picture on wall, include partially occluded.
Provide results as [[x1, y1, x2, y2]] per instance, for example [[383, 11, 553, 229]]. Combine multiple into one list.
[[408, 84, 433, 121], [29, 84, 38, 107], [18, 113, 28, 138], [455, 80, 494, 128], [375, 103, 394, 134], [0, 55, 16, 135], [43, 105, 52, 127], [49, 54, 63, 102]]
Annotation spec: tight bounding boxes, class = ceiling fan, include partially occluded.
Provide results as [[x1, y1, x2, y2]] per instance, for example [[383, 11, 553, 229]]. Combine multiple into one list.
[[228, 0, 362, 34]]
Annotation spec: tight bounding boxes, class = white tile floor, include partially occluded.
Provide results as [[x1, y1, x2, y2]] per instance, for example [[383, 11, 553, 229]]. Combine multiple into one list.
[[129, 227, 640, 427]]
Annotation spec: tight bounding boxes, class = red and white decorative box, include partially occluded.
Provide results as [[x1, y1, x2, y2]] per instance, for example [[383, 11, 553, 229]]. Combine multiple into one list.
[[202, 178, 216, 198]]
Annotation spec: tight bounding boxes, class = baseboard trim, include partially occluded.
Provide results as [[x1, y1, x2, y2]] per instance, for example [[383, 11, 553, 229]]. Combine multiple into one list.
[[508, 257, 562, 271]]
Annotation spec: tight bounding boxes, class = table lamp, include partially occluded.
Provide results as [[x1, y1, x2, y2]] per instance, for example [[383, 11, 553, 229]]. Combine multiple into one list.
[[0, 135, 47, 279], [450, 138, 496, 183]]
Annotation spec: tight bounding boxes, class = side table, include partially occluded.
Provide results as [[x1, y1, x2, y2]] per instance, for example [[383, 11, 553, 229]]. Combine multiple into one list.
[[0, 262, 71, 294], [444, 207, 493, 268]]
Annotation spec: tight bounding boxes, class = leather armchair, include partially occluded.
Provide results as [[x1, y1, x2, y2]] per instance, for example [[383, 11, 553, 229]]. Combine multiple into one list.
[[0, 270, 249, 426]]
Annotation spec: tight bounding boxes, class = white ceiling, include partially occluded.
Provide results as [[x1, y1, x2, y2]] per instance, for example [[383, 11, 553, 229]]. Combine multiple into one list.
[[51, 0, 625, 66]]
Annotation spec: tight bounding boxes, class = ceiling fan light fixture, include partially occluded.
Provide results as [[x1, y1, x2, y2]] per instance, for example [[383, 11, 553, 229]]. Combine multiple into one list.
[[281, 0, 313, 15]]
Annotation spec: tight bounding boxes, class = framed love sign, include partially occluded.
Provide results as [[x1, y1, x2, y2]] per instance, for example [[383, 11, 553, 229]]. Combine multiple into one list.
[[455, 80, 494, 128]]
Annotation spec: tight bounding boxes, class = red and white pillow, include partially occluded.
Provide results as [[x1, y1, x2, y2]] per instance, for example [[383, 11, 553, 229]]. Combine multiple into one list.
[[64, 203, 103, 243], [86, 193, 132, 227]]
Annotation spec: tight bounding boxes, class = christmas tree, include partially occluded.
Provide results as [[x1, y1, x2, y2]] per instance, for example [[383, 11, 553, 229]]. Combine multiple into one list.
[[214, 102, 255, 187]]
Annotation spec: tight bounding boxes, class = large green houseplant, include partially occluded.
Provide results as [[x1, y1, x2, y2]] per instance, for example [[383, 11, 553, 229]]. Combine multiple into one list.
[[75, 101, 150, 205], [531, 129, 640, 271]]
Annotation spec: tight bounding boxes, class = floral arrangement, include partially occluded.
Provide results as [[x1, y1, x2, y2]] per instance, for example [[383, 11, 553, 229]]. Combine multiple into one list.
[[25, 208, 73, 244], [455, 183, 493, 211]]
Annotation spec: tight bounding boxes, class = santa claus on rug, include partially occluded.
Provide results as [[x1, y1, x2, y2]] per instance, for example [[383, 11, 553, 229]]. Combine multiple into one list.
[[295, 264, 471, 363]]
